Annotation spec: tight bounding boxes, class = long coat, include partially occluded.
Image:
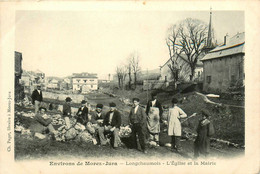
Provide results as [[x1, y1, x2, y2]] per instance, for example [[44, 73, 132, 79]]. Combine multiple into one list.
[[167, 106, 187, 136], [194, 119, 214, 154]]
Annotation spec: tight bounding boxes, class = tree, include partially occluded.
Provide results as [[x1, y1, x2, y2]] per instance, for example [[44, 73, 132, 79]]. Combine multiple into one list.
[[129, 52, 141, 89], [166, 18, 209, 81], [166, 24, 182, 89], [126, 58, 132, 89], [116, 66, 127, 89]]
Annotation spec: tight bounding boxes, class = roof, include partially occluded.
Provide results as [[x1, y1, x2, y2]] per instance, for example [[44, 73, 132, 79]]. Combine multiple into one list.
[[72, 72, 98, 78], [161, 53, 205, 69], [201, 32, 245, 61]]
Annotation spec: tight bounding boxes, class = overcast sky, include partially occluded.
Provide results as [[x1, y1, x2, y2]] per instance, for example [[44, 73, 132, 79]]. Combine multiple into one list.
[[15, 10, 244, 78]]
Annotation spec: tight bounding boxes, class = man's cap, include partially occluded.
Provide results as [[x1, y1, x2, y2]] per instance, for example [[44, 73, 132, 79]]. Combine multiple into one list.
[[96, 104, 103, 109], [65, 97, 72, 102], [81, 100, 87, 104]]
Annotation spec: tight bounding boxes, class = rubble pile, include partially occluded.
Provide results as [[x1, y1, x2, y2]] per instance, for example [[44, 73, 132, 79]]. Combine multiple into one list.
[[16, 96, 33, 108]]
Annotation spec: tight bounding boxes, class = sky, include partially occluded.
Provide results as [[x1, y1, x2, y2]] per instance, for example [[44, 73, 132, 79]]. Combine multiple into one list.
[[15, 10, 244, 78]]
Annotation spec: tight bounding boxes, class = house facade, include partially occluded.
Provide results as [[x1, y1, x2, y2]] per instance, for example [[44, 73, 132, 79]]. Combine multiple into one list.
[[160, 54, 204, 83], [72, 73, 98, 93], [201, 32, 245, 93]]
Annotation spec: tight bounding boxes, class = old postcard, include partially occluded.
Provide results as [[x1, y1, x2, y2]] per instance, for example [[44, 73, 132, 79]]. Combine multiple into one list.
[[0, 1, 259, 174]]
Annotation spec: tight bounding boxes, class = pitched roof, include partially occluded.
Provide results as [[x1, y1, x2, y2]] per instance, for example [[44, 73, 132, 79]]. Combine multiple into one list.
[[161, 53, 205, 69], [201, 32, 245, 61]]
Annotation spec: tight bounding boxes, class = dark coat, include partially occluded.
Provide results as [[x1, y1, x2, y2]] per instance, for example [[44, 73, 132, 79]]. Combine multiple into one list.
[[194, 119, 214, 154], [31, 89, 43, 104], [63, 102, 71, 117], [103, 110, 121, 128], [129, 106, 147, 125], [91, 111, 105, 120], [146, 99, 163, 122], [76, 106, 88, 124]]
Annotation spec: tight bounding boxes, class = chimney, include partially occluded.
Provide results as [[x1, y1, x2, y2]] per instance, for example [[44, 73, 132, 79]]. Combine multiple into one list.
[[224, 33, 229, 45]]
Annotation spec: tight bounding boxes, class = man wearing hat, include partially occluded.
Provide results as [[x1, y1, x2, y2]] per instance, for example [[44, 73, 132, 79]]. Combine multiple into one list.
[[63, 97, 72, 129], [98, 102, 121, 148], [76, 100, 89, 125], [129, 98, 148, 153], [91, 104, 105, 126], [31, 84, 43, 114]]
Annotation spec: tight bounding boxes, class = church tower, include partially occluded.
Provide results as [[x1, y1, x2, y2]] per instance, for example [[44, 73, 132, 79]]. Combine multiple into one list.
[[204, 7, 215, 53]]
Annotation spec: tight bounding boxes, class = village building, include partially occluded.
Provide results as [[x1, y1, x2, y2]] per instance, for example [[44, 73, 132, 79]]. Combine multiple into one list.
[[46, 79, 60, 89], [21, 70, 46, 93], [160, 54, 204, 83], [72, 72, 98, 93], [159, 9, 215, 86], [201, 32, 245, 93]]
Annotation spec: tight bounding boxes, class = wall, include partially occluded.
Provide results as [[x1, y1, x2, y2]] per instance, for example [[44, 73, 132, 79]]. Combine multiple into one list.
[[203, 54, 244, 93], [43, 91, 86, 103], [160, 58, 203, 82]]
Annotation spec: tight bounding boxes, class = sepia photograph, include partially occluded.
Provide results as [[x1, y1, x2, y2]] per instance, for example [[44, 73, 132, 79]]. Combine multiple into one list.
[[14, 9, 245, 160], [1, 1, 260, 174]]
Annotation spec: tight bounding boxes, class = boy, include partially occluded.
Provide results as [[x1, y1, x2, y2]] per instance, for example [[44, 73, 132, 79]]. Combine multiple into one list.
[[194, 109, 215, 158]]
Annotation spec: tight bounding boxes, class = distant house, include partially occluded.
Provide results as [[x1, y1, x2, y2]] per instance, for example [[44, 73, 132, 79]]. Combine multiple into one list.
[[72, 73, 98, 93], [201, 32, 245, 93], [46, 79, 60, 89], [160, 54, 204, 83]]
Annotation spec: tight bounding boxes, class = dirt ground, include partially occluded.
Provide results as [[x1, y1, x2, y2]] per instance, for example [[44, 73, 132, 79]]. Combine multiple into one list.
[[14, 89, 245, 160]]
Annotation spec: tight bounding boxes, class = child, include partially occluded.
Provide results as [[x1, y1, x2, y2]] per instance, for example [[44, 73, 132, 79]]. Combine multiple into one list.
[[194, 109, 215, 158], [166, 98, 187, 152]]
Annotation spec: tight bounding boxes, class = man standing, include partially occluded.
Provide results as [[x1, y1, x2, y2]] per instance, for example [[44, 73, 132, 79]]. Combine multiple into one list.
[[146, 92, 163, 146], [129, 98, 147, 154], [98, 102, 121, 148], [63, 97, 72, 129], [31, 84, 43, 114]]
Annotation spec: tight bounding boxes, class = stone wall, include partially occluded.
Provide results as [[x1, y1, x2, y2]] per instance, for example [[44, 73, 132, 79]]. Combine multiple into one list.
[[43, 91, 86, 103]]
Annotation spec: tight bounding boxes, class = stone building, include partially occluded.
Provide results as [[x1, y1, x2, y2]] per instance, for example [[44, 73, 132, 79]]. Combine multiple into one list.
[[201, 32, 245, 93], [72, 73, 98, 93]]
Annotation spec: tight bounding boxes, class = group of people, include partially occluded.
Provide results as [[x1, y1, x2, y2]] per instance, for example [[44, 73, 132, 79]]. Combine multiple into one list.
[[31, 85, 214, 158]]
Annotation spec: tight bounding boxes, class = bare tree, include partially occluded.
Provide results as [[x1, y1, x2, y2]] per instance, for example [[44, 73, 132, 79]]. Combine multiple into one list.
[[116, 65, 127, 89], [126, 58, 132, 89], [130, 52, 141, 89], [166, 24, 182, 89], [166, 18, 209, 81]]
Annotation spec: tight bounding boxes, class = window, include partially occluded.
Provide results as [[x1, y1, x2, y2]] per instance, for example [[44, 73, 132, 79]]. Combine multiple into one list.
[[206, 76, 211, 84], [165, 76, 167, 82], [91, 85, 93, 88], [84, 80, 87, 83], [90, 80, 94, 82]]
